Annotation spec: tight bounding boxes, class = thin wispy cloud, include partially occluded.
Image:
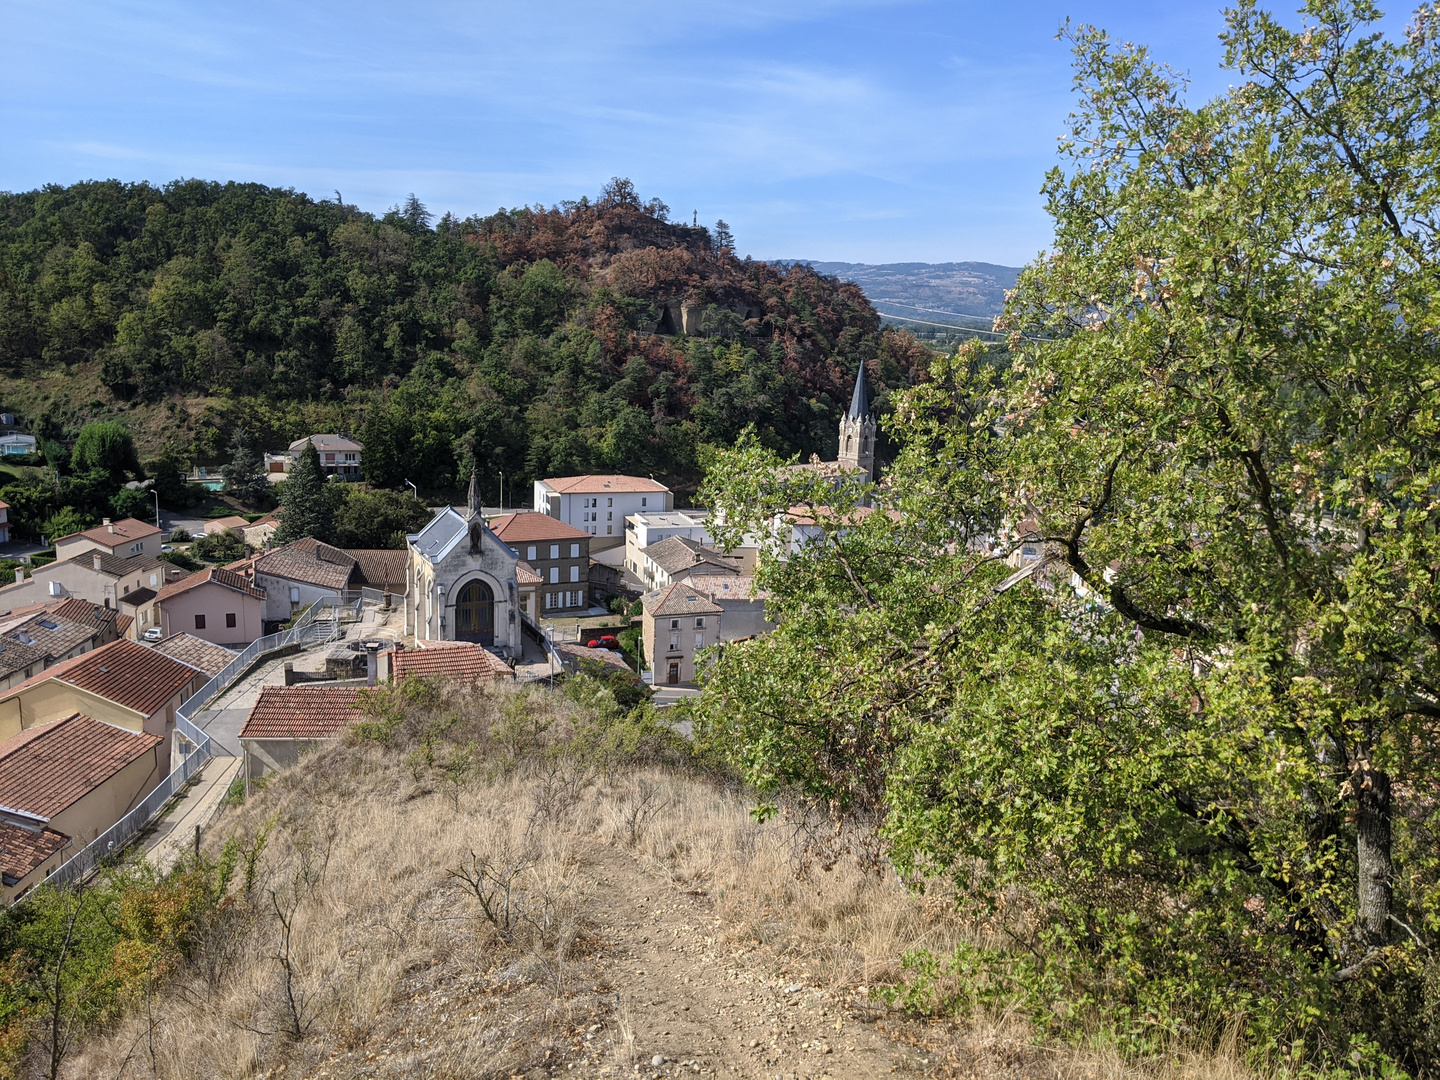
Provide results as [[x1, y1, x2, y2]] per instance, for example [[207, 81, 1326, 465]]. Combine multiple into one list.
[[4, 0, 1405, 262]]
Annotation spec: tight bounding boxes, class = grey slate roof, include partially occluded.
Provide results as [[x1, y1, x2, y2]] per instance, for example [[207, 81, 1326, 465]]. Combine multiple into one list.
[[641, 536, 739, 578], [847, 359, 870, 420]]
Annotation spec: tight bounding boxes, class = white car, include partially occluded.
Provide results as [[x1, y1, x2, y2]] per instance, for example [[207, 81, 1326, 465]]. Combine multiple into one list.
[[142, 627, 163, 643]]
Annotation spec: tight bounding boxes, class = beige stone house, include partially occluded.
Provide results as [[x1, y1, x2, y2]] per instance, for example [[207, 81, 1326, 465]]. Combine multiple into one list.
[[0, 601, 118, 690], [0, 550, 184, 612], [0, 638, 206, 771], [641, 582, 723, 685], [154, 566, 266, 647], [54, 517, 163, 561], [0, 714, 164, 904]]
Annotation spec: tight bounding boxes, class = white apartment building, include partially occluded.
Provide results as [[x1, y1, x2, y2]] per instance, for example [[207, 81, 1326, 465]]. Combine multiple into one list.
[[623, 510, 712, 576], [532, 475, 673, 552]]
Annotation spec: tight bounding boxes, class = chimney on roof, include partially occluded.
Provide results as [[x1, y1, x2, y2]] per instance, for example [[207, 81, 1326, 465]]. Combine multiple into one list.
[[103, 517, 113, 531], [92, 553, 102, 571]]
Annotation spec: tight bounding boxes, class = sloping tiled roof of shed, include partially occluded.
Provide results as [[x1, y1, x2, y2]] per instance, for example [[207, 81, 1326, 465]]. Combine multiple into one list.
[[239, 686, 364, 740], [253, 538, 356, 591], [392, 642, 512, 682], [0, 821, 69, 883]]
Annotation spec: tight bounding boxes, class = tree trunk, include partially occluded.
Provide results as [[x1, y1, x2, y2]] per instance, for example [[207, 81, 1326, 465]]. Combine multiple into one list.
[[1355, 765, 1393, 949]]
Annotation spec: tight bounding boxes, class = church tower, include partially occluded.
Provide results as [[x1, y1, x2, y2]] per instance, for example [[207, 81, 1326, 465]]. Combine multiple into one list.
[[837, 360, 877, 482]]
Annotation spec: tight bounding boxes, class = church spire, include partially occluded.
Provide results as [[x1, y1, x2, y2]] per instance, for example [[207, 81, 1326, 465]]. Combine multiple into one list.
[[847, 359, 869, 421], [467, 469, 481, 515]]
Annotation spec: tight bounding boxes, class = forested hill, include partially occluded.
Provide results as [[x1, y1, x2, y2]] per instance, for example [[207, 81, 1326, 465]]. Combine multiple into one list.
[[0, 178, 928, 497]]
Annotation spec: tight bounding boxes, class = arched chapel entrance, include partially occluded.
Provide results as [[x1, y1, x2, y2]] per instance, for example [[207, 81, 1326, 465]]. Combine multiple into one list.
[[455, 579, 495, 645]]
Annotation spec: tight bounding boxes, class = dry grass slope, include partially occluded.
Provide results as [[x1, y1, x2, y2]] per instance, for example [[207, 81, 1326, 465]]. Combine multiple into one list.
[[65, 682, 1261, 1080]]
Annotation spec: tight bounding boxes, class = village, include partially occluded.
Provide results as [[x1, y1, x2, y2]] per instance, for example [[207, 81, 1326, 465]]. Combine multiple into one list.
[[0, 363, 897, 907]]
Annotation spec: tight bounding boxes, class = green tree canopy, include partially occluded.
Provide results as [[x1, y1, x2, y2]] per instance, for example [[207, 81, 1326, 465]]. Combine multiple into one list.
[[698, 4, 1440, 1073], [220, 427, 272, 506], [329, 485, 431, 549], [274, 441, 331, 544], [69, 422, 140, 484]]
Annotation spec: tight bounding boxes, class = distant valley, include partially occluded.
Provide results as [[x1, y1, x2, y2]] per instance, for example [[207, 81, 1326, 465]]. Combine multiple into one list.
[[787, 260, 1021, 332]]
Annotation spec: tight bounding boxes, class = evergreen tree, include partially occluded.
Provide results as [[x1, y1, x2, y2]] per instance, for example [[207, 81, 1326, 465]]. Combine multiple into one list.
[[274, 440, 332, 544], [220, 427, 271, 505], [711, 219, 734, 254]]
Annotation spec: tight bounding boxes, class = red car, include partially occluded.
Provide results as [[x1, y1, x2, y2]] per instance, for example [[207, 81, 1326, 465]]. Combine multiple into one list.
[[585, 635, 622, 651]]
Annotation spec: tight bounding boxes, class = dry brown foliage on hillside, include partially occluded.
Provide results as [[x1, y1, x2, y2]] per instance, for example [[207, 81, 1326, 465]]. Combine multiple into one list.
[[61, 682, 1259, 1080]]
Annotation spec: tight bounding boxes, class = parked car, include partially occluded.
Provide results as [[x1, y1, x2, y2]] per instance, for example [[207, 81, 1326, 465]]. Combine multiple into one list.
[[584, 635, 622, 651], [142, 627, 163, 642]]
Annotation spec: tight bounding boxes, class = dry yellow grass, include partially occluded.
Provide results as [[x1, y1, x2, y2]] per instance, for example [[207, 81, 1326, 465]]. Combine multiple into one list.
[[62, 682, 1261, 1080]]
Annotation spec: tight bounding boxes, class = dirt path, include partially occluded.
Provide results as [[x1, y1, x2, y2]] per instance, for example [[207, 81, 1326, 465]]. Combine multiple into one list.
[[573, 843, 926, 1080]]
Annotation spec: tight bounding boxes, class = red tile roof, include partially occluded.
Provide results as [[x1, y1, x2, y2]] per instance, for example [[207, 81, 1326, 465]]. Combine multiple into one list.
[[239, 686, 364, 740], [392, 643, 512, 682], [641, 581, 724, 618], [539, 474, 670, 494], [204, 516, 250, 533], [150, 634, 236, 677], [488, 512, 589, 544], [154, 565, 266, 604], [0, 638, 201, 716], [348, 550, 406, 589], [0, 821, 69, 883], [0, 714, 161, 818], [56, 517, 161, 549], [516, 561, 542, 585], [252, 538, 357, 591]]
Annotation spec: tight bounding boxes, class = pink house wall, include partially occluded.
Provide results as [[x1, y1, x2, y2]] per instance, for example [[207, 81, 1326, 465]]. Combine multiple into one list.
[[159, 583, 264, 647]]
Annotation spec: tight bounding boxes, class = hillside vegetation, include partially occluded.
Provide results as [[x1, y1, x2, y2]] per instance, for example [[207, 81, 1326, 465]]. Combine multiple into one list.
[[7, 679, 1258, 1080], [0, 178, 928, 496]]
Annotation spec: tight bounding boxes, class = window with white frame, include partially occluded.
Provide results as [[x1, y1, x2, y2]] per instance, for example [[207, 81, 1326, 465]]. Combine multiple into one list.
[[570, 543, 579, 557], [569, 565, 579, 582], [549, 567, 559, 584], [695, 617, 705, 628], [670, 634, 680, 649], [550, 544, 559, 558], [527, 545, 537, 560], [607, 497, 612, 507], [670, 618, 680, 630], [694, 633, 704, 648]]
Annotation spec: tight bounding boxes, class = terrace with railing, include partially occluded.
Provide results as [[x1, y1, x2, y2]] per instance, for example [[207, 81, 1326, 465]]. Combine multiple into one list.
[[38, 595, 356, 891]]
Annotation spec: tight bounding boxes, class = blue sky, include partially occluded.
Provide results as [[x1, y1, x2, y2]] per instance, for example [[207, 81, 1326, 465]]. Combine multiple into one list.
[[0, 1, 1403, 265]]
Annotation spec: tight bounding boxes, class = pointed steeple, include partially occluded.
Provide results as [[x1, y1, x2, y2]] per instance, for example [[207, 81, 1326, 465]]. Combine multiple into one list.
[[467, 469, 481, 515], [847, 360, 870, 421]]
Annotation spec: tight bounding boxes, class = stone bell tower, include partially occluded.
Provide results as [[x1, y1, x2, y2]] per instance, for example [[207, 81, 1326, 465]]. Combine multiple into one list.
[[837, 360, 876, 482]]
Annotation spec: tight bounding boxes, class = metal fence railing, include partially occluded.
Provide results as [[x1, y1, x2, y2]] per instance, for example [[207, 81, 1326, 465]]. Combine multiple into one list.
[[35, 596, 355, 896], [44, 744, 211, 889]]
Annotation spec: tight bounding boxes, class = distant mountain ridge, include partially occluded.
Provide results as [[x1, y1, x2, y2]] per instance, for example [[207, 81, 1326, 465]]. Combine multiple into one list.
[[782, 260, 1021, 328]]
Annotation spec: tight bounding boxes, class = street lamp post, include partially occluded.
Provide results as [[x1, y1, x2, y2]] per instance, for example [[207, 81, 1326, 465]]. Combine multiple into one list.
[[153, 489, 161, 530], [405, 479, 418, 499], [498, 471, 504, 513]]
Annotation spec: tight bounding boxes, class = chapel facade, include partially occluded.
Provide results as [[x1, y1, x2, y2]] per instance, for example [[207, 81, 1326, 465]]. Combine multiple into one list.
[[404, 475, 522, 655]]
